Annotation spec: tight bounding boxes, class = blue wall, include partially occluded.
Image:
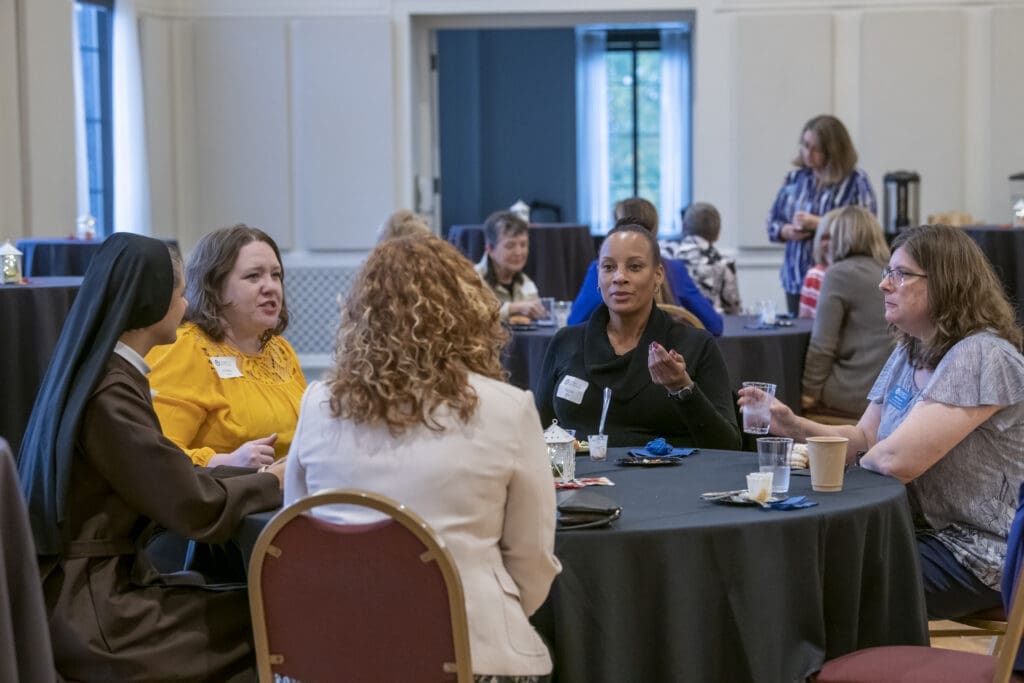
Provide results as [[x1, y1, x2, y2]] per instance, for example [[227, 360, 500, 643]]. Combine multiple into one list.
[[438, 28, 577, 232]]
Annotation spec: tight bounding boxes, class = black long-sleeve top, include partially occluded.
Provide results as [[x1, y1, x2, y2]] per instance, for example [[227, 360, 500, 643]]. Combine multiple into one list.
[[535, 304, 741, 449]]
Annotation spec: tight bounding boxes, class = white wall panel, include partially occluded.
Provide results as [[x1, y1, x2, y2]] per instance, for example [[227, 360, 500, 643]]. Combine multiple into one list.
[[19, 0, 76, 235], [192, 19, 293, 247], [733, 12, 833, 249], [859, 10, 965, 222], [140, 17, 177, 239], [0, 0, 22, 238], [290, 16, 394, 250], [989, 6, 1024, 225]]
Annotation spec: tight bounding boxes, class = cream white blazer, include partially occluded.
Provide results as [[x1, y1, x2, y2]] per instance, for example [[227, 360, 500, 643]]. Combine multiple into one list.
[[284, 375, 561, 676]]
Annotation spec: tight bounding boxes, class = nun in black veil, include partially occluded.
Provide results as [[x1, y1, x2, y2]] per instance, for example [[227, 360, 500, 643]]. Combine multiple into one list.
[[17, 233, 283, 682]]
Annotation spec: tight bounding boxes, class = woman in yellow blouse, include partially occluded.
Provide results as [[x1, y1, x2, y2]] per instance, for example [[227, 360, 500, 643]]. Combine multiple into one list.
[[146, 225, 306, 467]]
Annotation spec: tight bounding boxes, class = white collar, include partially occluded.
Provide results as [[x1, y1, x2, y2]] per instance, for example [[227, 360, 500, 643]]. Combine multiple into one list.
[[114, 341, 151, 376]]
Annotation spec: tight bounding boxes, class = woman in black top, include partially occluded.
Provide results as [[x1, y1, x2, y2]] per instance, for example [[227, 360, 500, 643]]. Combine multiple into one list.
[[536, 225, 740, 448]]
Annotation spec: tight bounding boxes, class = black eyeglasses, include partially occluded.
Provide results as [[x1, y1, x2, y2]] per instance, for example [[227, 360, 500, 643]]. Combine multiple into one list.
[[881, 267, 927, 287]]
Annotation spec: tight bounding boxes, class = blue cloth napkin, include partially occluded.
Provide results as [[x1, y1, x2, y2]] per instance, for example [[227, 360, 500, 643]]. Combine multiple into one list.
[[645, 438, 672, 455], [627, 438, 697, 459], [763, 496, 818, 511]]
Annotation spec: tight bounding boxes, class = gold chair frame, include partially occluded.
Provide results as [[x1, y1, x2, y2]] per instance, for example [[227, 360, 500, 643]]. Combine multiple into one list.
[[248, 489, 474, 682]]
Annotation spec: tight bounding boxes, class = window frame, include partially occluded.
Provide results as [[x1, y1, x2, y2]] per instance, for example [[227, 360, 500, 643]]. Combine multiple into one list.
[[75, 0, 115, 235], [605, 29, 661, 202]]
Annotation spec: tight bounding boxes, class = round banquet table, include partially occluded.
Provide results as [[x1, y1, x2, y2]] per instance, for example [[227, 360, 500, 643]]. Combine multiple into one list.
[[503, 316, 813, 415], [532, 449, 928, 683], [447, 223, 595, 302], [234, 448, 928, 683], [15, 238, 103, 277], [961, 226, 1024, 326], [0, 277, 82, 454], [717, 315, 813, 414], [503, 324, 559, 393]]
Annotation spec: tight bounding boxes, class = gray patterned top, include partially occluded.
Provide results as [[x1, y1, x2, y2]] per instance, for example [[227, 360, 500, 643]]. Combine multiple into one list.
[[868, 332, 1024, 588]]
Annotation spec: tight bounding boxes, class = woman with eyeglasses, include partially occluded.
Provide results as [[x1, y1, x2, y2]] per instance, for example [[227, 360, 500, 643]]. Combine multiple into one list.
[[766, 114, 877, 316], [740, 224, 1024, 620]]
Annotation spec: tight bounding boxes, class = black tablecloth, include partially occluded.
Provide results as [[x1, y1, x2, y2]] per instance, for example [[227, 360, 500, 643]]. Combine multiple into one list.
[[0, 277, 82, 454], [448, 223, 595, 301], [501, 316, 813, 414], [0, 443, 55, 682], [15, 238, 102, 277], [235, 449, 928, 683], [535, 450, 928, 683], [962, 226, 1024, 326], [717, 315, 813, 413], [504, 325, 559, 393]]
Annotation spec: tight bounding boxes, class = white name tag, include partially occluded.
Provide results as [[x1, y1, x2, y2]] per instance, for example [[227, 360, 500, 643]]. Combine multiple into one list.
[[210, 356, 243, 379], [556, 375, 589, 404]]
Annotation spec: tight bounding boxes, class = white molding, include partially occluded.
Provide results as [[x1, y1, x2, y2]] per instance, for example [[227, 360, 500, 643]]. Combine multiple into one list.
[[136, 0, 389, 19], [713, 0, 1024, 12]]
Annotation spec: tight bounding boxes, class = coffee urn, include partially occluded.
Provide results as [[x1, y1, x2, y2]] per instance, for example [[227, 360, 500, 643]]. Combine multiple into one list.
[[883, 171, 920, 238], [1011, 172, 1024, 227]]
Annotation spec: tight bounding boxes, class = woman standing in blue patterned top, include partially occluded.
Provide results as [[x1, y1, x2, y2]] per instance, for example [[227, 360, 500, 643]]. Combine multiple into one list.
[[767, 114, 877, 315]]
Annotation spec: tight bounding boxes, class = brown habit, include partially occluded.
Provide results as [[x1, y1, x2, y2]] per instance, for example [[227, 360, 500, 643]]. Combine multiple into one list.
[[43, 355, 282, 682]]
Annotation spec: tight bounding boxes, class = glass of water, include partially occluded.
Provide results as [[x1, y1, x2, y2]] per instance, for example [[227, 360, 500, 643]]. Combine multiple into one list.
[[756, 437, 793, 494], [741, 381, 777, 435]]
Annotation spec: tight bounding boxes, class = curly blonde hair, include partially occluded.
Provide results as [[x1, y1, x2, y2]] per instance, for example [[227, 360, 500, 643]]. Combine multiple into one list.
[[326, 235, 509, 435], [891, 224, 1022, 369]]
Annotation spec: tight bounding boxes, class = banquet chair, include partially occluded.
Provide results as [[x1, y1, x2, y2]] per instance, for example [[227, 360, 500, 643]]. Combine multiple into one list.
[[248, 489, 473, 683], [657, 303, 705, 329], [813, 494, 1024, 683], [929, 608, 1007, 654], [0, 438, 57, 682]]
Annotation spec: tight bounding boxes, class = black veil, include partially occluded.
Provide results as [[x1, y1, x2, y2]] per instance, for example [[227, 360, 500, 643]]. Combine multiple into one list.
[[17, 233, 174, 555]]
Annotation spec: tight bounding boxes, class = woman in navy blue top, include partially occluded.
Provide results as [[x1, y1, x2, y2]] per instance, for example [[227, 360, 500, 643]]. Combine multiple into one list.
[[767, 114, 877, 316]]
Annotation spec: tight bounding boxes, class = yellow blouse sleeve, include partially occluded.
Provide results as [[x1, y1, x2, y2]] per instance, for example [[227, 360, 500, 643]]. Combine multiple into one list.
[[146, 324, 307, 466], [146, 327, 220, 466]]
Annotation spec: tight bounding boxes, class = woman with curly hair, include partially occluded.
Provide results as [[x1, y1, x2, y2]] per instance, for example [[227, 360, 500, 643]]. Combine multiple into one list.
[[741, 224, 1024, 619], [284, 234, 561, 682], [147, 224, 306, 468]]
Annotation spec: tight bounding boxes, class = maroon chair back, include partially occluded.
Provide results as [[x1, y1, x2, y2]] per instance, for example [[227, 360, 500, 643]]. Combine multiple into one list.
[[248, 490, 473, 682]]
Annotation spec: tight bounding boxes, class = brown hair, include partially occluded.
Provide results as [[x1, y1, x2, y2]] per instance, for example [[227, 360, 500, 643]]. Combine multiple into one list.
[[183, 224, 289, 347], [792, 114, 859, 186], [377, 209, 431, 243], [826, 206, 889, 264], [614, 197, 659, 235], [890, 224, 1022, 369], [326, 234, 508, 436]]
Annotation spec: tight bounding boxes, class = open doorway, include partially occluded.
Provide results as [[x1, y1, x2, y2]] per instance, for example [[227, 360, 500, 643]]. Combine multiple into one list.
[[410, 11, 695, 237]]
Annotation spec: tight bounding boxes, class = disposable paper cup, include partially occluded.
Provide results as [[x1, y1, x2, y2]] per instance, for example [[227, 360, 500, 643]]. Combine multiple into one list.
[[588, 434, 608, 462], [806, 436, 849, 492]]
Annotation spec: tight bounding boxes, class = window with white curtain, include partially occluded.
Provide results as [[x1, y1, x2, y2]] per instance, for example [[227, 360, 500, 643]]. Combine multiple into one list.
[[576, 25, 692, 236], [74, 0, 114, 235]]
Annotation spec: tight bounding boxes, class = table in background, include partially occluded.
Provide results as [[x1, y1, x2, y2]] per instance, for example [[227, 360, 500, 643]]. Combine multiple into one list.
[[0, 277, 82, 454], [234, 449, 928, 683], [504, 325, 559, 393], [502, 317, 813, 414], [718, 315, 813, 413], [447, 223, 595, 301], [532, 450, 928, 683], [961, 226, 1024, 326], [15, 238, 102, 277]]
